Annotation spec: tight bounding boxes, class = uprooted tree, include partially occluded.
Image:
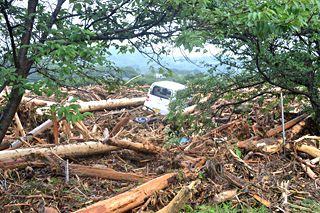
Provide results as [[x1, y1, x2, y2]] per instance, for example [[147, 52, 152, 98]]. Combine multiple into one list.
[[170, 0, 320, 131], [0, 0, 184, 144]]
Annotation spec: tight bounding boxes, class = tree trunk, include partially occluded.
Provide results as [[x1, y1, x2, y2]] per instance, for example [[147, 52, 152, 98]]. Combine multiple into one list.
[[0, 87, 25, 143], [0, 0, 38, 144]]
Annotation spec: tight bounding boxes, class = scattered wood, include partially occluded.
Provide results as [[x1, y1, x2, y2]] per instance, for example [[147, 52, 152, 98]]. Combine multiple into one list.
[[266, 114, 308, 137], [156, 180, 200, 213], [3, 86, 320, 212], [104, 138, 165, 154], [75, 173, 177, 213]]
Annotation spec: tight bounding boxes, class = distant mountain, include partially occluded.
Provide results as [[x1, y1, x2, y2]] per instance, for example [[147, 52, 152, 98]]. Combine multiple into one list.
[[108, 48, 219, 74]]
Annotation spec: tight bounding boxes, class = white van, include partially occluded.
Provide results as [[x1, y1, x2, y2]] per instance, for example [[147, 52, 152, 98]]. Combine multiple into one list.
[[144, 81, 186, 115]]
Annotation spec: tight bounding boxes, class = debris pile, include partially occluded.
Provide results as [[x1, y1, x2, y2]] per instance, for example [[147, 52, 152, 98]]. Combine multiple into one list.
[[0, 86, 320, 212]]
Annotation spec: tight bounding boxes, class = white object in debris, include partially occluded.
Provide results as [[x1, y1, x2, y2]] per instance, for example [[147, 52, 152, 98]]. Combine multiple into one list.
[[144, 81, 186, 115]]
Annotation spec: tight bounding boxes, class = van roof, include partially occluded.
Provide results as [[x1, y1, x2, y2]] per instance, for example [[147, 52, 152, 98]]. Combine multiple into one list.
[[151, 81, 186, 91]]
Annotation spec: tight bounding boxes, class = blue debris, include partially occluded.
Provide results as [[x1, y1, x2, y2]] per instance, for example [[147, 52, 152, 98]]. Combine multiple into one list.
[[179, 136, 190, 144], [134, 117, 149, 124]]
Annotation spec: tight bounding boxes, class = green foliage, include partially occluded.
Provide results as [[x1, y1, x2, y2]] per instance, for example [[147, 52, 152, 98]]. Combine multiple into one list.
[[294, 198, 320, 212], [163, 126, 181, 149], [234, 147, 242, 159], [170, 0, 320, 129], [50, 100, 92, 124]]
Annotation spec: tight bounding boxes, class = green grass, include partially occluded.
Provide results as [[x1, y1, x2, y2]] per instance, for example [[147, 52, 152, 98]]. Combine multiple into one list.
[[183, 199, 320, 213], [183, 202, 269, 213]]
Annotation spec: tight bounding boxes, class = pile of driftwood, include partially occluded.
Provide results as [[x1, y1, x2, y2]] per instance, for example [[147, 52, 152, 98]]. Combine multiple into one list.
[[0, 86, 320, 212]]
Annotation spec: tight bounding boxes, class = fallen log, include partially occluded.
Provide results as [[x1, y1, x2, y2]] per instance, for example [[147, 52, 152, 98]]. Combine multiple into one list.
[[266, 114, 308, 137], [0, 158, 45, 170], [75, 172, 177, 213], [156, 180, 200, 213], [0, 142, 118, 161], [0, 157, 148, 183], [70, 164, 149, 182], [104, 138, 165, 154], [78, 97, 146, 112], [34, 97, 146, 115]]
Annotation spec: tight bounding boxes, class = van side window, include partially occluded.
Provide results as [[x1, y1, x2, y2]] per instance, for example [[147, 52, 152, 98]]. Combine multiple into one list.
[[151, 86, 172, 99]]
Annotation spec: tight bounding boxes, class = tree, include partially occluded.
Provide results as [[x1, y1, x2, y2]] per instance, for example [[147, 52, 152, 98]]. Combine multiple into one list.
[[172, 0, 320, 130], [0, 0, 181, 144]]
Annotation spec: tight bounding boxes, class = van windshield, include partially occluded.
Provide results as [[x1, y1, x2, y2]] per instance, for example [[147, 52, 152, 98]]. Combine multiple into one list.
[[151, 86, 172, 99]]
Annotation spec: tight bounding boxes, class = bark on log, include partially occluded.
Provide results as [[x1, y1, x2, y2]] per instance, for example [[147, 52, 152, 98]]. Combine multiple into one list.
[[74, 172, 177, 213], [104, 138, 165, 154], [0, 142, 118, 161], [156, 180, 200, 213], [266, 114, 308, 137], [70, 164, 149, 182]]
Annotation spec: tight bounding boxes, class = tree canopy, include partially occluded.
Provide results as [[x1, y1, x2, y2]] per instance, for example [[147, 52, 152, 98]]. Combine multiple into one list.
[[0, 0, 182, 143], [171, 0, 320, 131]]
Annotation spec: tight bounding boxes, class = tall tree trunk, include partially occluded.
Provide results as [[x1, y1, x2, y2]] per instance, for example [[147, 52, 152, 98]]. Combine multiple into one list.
[[0, 0, 38, 144]]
